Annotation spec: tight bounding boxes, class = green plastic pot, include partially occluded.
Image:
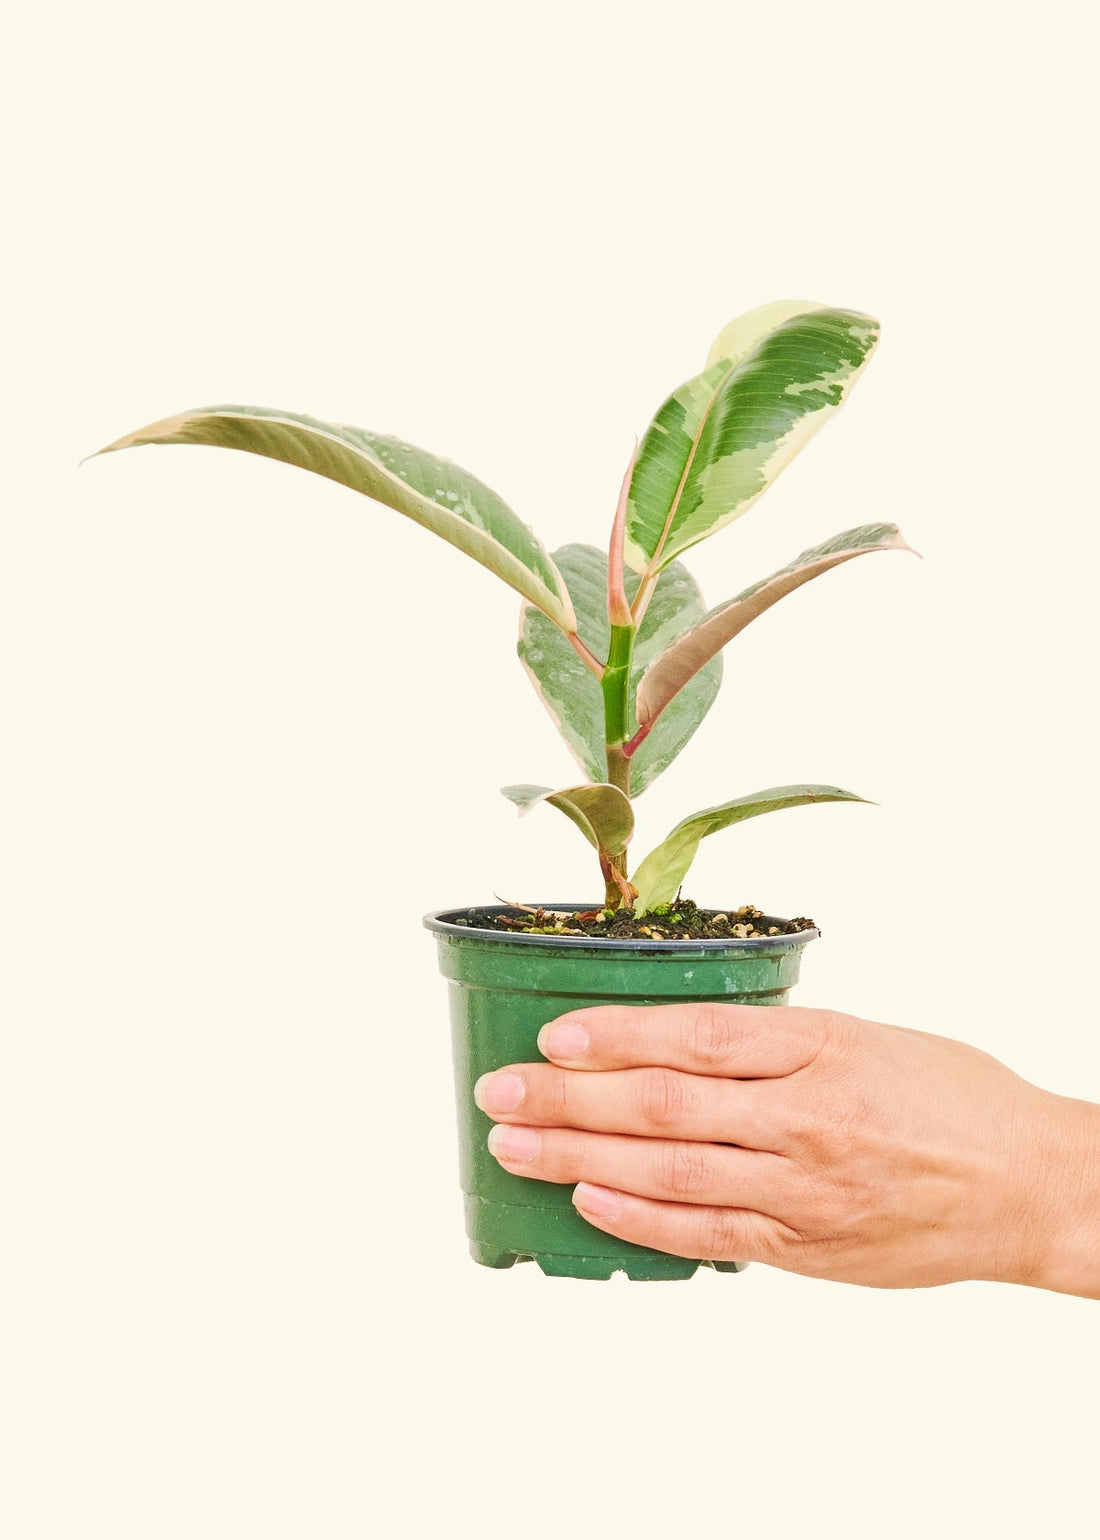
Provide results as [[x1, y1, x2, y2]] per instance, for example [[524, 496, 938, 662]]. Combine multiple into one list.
[[425, 903, 818, 1281]]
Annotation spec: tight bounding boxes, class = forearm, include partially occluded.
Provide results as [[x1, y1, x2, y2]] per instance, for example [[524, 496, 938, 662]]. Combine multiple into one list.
[[1020, 1093, 1100, 1300]]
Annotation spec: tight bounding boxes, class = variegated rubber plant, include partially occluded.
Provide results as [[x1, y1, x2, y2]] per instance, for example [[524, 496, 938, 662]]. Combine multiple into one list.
[[96, 300, 914, 912]]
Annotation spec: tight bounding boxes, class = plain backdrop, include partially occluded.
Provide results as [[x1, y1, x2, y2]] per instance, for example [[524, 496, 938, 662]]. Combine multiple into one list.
[[3, 1, 1098, 1535]]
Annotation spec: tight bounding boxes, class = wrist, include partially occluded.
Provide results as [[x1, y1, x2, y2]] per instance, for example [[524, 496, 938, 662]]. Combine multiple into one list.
[[1022, 1094, 1100, 1300]]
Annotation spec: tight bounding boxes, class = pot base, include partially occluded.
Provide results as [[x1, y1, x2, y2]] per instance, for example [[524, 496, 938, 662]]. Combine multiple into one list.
[[465, 1185, 751, 1281], [471, 1239, 748, 1281]]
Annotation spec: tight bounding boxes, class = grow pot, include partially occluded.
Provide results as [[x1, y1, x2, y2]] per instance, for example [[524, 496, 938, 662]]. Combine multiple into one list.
[[425, 903, 818, 1281]]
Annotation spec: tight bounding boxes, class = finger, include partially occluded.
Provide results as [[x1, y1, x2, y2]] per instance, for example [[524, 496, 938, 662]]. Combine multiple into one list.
[[570, 1183, 798, 1266], [474, 1062, 783, 1150], [486, 1122, 797, 1212], [536, 1002, 829, 1079]]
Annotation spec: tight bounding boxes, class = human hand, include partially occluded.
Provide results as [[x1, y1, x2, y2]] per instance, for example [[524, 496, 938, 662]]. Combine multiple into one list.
[[473, 1005, 1100, 1296]]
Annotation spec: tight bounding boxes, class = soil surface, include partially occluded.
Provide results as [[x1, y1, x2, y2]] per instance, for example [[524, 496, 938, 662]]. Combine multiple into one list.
[[448, 900, 817, 941]]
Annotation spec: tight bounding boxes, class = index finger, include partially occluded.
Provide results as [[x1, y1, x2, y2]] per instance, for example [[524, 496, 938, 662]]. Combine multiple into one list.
[[536, 1002, 830, 1079]]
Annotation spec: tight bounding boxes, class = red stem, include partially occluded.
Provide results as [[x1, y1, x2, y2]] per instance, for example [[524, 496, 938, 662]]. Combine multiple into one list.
[[569, 631, 606, 678], [621, 720, 653, 759]]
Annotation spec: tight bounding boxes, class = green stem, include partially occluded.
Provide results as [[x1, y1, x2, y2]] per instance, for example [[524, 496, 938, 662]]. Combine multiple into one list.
[[601, 627, 636, 909], [601, 624, 635, 746]]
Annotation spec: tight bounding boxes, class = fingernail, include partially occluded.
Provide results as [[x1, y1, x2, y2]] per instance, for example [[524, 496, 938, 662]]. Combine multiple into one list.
[[538, 1019, 590, 1061], [487, 1124, 541, 1164], [573, 1182, 622, 1220], [473, 1071, 525, 1115]]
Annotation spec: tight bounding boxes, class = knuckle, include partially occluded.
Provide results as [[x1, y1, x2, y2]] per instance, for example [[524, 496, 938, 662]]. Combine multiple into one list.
[[696, 1206, 744, 1261], [683, 1005, 739, 1071], [639, 1066, 691, 1129], [808, 1008, 862, 1067], [786, 1171, 853, 1239], [544, 1128, 592, 1181], [796, 1228, 853, 1281], [782, 1100, 823, 1151], [545, 1068, 575, 1125], [773, 1073, 863, 1157], [797, 1091, 868, 1161], [767, 1081, 820, 1148], [658, 1140, 712, 1198], [810, 1194, 858, 1245]]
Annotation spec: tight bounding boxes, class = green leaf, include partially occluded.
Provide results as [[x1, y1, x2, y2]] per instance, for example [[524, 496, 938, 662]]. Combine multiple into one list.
[[624, 305, 880, 582], [95, 405, 576, 631], [636, 523, 915, 730], [702, 299, 832, 371], [517, 545, 722, 795], [632, 784, 870, 911], [501, 782, 634, 856]]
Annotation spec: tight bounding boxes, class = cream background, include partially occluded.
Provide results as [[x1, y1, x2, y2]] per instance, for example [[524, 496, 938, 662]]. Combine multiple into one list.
[[3, 2, 1098, 1535]]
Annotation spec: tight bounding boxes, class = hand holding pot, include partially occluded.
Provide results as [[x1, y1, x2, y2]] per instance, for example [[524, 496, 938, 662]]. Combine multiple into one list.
[[475, 1005, 1100, 1297]]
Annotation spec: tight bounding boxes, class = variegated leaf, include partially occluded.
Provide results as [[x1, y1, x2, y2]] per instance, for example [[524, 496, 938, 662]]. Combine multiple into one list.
[[632, 784, 869, 911], [501, 782, 634, 855], [96, 406, 576, 630], [703, 298, 828, 371], [517, 545, 722, 795], [636, 523, 914, 730], [624, 305, 880, 587]]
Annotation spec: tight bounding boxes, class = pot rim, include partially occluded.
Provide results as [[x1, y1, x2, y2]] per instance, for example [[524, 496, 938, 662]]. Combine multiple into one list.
[[423, 902, 819, 952]]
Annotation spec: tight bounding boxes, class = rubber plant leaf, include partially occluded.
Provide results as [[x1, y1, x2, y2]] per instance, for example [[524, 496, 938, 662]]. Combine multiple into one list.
[[517, 545, 722, 795], [501, 782, 634, 856], [632, 784, 870, 912], [624, 304, 880, 590], [635, 523, 915, 732], [95, 406, 577, 631]]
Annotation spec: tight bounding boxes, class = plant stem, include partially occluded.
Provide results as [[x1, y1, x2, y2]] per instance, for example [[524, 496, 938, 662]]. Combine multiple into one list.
[[600, 847, 636, 910], [622, 720, 652, 759], [600, 855, 621, 910], [568, 632, 605, 679], [630, 569, 659, 629], [601, 624, 635, 745], [605, 743, 632, 796], [602, 631, 636, 909], [603, 746, 634, 907]]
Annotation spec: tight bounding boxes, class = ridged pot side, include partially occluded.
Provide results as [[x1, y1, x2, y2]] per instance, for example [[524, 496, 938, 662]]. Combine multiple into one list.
[[426, 905, 818, 1281]]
